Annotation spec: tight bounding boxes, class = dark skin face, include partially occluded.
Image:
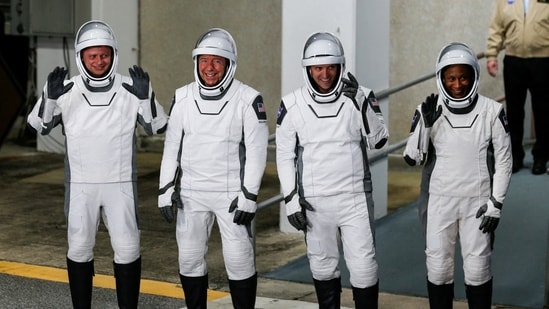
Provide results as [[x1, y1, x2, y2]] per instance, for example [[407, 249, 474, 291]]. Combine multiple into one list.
[[442, 64, 473, 99]]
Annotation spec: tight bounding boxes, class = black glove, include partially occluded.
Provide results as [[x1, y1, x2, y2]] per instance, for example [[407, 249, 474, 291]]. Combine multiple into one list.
[[341, 72, 365, 109], [159, 191, 183, 223], [421, 93, 442, 128], [475, 198, 501, 234], [47, 67, 74, 100], [287, 198, 315, 232], [229, 196, 255, 238], [122, 65, 150, 99], [342, 72, 359, 100]]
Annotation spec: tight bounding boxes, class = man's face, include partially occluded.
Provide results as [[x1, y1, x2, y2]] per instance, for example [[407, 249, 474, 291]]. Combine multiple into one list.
[[198, 55, 227, 87], [309, 64, 339, 93], [81, 46, 113, 78], [442, 64, 473, 99]]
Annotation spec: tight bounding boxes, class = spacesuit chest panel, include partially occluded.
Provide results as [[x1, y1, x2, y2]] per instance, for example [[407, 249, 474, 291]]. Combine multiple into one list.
[[177, 82, 246, 191], [59, 75, 139, 183], [291, 88, 365, 195], [429, 102, 492, 196]]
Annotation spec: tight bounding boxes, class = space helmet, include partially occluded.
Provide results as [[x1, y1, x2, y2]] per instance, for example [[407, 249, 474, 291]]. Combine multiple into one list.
[[75, 20, 118, 88], [192, 28, 237, 98], [301, 32, 346, 103], [435, 42, 479, 109]]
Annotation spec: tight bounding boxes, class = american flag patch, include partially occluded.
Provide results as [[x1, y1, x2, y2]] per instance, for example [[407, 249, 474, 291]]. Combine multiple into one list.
[[257, 102, 265, 113]]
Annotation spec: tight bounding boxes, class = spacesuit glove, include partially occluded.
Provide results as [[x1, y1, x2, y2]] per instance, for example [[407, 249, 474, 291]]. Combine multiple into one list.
[[421, 93, 442, 128], [122, 65, 150, 100], [159, 191, 183, 223], [47, 67, 73, 100], [342, 72, 366, 108], [285, 196, 315, 232], [229, 192, 257, 237], [475, 197, 502, 234]]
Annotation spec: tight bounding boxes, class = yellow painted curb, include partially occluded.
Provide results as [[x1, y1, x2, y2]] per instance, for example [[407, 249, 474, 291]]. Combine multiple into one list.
[[0, 260, 228, 301]]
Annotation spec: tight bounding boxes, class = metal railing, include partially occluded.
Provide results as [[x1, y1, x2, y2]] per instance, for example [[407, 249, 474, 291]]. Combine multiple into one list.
[[257, 52, 490, 212]]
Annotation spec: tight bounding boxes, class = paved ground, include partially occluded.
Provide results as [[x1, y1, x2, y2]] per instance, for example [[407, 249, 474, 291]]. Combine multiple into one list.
[[0, 139, 527, 308]]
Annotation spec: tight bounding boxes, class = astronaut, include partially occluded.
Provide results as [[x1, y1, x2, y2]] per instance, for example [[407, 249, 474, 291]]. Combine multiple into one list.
[[157, 28, 268, 309], [276, 32, 388, 308], [27, 20, 168, 308], [403, 42, 512, 308]]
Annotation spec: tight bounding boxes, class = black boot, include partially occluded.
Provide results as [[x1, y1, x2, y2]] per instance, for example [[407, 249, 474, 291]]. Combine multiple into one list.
[[465, 279, 492, 309], [180, 273, 208, 309], [228, 273, 257, 309], [113, 256, 141, 309], [67, 257, 94, 309], [313, 277, 341, 309], [427, 280, 454, 309], [352, 281, 379, 308]]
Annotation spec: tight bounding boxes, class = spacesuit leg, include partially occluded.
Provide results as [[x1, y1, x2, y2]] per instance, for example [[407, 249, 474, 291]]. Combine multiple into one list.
[[460, 199, 492, 308], [214, 193, 256, 280], [425, 195, 459, 308], [101, 182, 141, 264], [176, 192, 215, 276], [425, 195, 458, 285], [66, 183, 101, 263], [176, 192, 217, 307]]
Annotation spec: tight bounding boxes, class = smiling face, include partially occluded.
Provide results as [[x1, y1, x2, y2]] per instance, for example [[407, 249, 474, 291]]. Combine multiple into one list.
[[309, 64, 340, 93], [81, 46, 113, 78], [197, 54, 227, 87], [441, 64, 473, 99]]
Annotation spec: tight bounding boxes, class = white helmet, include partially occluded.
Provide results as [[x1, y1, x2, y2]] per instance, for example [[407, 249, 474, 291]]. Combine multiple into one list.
[[435, 42, 479, 109], [192, 28, 237, 98], [75, 20, 118, 88], [302, 32, 346, 103]]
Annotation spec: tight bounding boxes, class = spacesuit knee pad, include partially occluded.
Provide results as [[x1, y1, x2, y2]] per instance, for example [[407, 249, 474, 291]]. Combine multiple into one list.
[[347, 260, 378, 288], [426, 255, 454, 285], [224, 242, 255, 280], [178, 246, 208, 276], [112, 239, 140, 264], [463, 255, 491, 286], [309, 258, 340, 281], [67, 246, 94, 263]]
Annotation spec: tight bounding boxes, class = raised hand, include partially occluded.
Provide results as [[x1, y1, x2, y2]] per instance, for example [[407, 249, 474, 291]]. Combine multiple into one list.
[[47, 67, 73, 100], [122, 65, 150, 99], [421, 93, 442, 128]]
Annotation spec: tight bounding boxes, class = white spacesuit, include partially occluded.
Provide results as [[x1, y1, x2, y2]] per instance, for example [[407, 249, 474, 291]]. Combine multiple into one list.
[[27, 20, 168, 309], [276, 32, 388, 308], [403, 42, 512, 308], [158, 28, 268, 309]]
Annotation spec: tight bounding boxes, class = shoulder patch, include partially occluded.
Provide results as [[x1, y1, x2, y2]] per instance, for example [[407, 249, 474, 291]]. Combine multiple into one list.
[[252, 95, 267, 122], [498, 108, 510, 133], [367, 92, 382, 114], [276, 101, 287, 126]]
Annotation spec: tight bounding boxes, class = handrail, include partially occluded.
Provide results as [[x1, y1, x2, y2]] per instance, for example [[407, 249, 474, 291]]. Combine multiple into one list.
[[258, 51, 490, 211]]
